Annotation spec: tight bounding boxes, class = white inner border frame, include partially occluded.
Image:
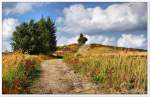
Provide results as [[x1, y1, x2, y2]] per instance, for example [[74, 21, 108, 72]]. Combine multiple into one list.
[[0, 0, 149, 97]]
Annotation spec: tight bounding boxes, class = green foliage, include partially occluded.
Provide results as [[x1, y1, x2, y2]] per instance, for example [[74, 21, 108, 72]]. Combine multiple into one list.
[[92, 75, 104, 84], [11, 17, 56, 55], [77, 33, 88, 45]]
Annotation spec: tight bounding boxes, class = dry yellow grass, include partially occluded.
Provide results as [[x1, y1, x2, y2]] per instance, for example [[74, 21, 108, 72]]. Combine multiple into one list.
[[2, 51, 41, 94], [64, 45, 147, 94], [76, 46, 147, 57], [3, 51, 25, 78]]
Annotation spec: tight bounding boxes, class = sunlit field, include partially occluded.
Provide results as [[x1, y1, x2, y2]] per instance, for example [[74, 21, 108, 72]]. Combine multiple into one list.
[[63, 44, 147, 94], [2, 2, 148, 94], [2, 44, 147, 94]]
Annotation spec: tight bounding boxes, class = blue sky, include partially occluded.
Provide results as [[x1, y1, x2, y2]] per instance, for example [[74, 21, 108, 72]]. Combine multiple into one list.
[[2, 2, 147, 51]]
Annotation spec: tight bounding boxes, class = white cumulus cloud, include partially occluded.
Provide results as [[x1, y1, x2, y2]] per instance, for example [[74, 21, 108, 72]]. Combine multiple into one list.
[[2, 18, 20, 51], [57, 36, 78, 46], [86, 35, 115, 45], [3, 3, 43, 15], [57, 3, 147, 35], [117, 34, 146, 49], [3, 18, 20, 40]]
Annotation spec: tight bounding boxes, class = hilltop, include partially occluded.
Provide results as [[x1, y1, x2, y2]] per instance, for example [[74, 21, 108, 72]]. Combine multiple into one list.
[[63, 43, 147, 94], [55, 43, 147, 57]]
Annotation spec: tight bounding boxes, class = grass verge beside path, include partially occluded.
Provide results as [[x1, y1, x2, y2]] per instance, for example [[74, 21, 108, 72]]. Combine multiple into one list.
[[63, 52, 147, 94], [2, 51, 42, 94]]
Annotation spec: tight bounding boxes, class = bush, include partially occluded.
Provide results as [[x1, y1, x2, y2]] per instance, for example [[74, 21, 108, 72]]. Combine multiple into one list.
[[77, 33, 87, 45]]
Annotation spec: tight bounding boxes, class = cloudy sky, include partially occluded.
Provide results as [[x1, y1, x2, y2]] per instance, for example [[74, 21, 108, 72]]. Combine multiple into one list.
[[2, 2, 147, 51]]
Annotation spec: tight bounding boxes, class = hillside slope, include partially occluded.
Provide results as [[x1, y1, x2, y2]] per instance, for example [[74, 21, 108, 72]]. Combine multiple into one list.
[[55, 43, 147, 57], [63, 43, 147, 94]]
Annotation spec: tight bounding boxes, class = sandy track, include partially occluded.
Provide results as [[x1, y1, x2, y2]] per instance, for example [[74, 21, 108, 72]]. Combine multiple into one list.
[[30, 59, 97, 94]]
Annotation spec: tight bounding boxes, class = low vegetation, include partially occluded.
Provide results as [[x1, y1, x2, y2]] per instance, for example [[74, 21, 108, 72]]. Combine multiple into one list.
[[2, 51, 42, 94], [64, 44, 147, 94], [2, 43, 147, 94]]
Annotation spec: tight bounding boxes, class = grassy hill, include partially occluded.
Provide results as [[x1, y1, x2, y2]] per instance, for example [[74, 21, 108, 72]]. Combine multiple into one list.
[[2, 43, 147, 94], [62, 43, 147, 94], [55, 43, 147, 57]]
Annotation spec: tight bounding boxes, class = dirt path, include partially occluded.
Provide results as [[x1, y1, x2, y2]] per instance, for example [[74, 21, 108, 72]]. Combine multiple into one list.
[[30, 59, 98, 94]]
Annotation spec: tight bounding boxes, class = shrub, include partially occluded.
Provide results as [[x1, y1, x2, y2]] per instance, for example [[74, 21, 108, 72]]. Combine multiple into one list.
[[77, 33, 88, 45]]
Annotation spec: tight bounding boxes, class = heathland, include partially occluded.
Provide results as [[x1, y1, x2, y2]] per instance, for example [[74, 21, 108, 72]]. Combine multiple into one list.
[[2, 43, 147, 94]]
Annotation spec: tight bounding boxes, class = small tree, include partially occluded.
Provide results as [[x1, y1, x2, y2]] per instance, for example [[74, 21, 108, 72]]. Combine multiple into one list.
[[77, 33, 88, 45]]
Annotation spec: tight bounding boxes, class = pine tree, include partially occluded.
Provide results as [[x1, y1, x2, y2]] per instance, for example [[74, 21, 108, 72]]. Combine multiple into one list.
[[28, 19, 39, 54], [47, 16, 57, 54]]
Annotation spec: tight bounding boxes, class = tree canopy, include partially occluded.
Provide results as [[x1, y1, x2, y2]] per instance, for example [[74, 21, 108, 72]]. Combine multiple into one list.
[[11, 17, 57, 55], [77, 33, 88, 45]]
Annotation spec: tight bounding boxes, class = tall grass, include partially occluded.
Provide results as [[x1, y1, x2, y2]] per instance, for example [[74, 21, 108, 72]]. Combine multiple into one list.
[[64, 53, 147, 94], [2, 51, 41, 94]]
